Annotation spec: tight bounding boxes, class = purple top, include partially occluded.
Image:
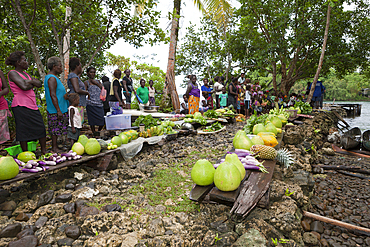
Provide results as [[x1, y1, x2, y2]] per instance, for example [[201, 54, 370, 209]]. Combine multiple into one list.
[[189, 83, 200, 98]]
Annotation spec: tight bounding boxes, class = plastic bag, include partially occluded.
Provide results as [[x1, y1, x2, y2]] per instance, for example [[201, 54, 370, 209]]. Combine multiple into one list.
[[100, 88, 107, 101]]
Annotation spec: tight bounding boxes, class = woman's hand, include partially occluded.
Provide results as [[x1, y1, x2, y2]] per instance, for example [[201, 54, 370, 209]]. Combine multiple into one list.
[[72, 127, 76, 134], [87, 93, 91, 100], [57, 111, 63, 120], [126, 92, 130, 97]]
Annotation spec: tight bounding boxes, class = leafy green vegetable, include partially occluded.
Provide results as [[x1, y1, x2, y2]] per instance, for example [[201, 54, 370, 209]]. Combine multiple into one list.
[[204, 110, 220, 119], [294, 101, 312, 114], [243, 112, 269, 134], [203, 122, 223, 132], [132, 115, 159, 129]]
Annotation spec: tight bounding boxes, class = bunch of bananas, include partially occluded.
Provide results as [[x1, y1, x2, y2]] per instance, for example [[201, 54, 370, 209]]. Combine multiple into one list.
[[138, 126, 164, 138]]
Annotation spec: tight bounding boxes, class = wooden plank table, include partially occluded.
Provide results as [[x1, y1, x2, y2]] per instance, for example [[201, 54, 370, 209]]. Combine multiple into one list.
[[230, 159, 276, 216], [189, 132, 283, 215], [0, 149, 120, 187]]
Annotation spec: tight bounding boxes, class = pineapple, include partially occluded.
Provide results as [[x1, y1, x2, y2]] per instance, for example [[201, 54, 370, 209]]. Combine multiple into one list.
[[276, 148, 294, 168], [250, 145, 277, 159]]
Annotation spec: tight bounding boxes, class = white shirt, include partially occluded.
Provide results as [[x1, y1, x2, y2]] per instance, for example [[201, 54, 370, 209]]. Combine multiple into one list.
[[214, 82, 223, 95], [245, 91, 251, 101], [68, 106, 82, 128], [180, 99, 188, 112], [238, 77, 245, 84]]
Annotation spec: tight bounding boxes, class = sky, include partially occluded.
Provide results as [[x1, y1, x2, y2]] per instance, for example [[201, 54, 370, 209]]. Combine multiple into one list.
[[106, 0, 205, 96]]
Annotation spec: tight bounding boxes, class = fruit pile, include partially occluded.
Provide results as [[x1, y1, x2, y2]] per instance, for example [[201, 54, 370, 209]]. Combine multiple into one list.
[[138, 126, 163, 138], [191, 152, 268, 192]]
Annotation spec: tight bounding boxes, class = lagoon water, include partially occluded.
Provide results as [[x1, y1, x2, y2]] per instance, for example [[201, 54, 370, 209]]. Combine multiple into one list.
[[325, 101, 370, 131]]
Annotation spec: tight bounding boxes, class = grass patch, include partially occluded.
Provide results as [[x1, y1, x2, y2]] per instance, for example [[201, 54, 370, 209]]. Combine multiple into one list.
[[128, 149, 225, 215]]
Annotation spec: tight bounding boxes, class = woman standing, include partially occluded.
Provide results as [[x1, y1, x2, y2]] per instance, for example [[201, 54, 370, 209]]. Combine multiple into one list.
[[122, 69, 134, 109], [148, 80, 162, 106], [109, 69, 124, 112], [185, 75, 200, 114], [67, 57, 89, 123], [85, 67, 105, 134], [6, 51, 47, 154], [44, 56, 69, 153], [228, 77, 238, 109], [0, 69, 10, 144]]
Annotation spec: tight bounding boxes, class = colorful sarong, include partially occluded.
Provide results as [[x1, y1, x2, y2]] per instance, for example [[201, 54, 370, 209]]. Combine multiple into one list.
[[77, 106, 84, 124], [188, 95, 200, 114], [0, 109, 11, 144]]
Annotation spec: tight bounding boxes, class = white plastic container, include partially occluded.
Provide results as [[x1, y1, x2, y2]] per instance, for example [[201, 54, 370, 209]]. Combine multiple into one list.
[[105, 114, 131, 130]]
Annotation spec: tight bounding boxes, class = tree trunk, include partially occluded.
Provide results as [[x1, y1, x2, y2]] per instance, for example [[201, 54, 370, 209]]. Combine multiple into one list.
[[63, 5, 72, 87], [11, 0, 45, 79], [307, 4, 331, 103], [272, 61, 277, 93], [164, 0, 181, 112]]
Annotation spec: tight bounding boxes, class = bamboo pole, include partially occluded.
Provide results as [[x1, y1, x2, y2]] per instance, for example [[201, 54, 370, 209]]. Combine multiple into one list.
[[303, 211, 370, 235]]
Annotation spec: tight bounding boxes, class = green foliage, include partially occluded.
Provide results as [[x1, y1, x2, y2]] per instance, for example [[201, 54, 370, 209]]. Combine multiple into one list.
[[285, 188, 295, 197], [132, 115, 159, 129], [175, 17, 231, 86], [0, 0, 166, 77], [290, 70, 370, 101], [214, 233, 222, 243], [177, 0, 370, 93]]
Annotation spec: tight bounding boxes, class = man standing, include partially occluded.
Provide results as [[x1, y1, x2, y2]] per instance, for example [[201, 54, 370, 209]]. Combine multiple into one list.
[[308, 80, 325, 109]]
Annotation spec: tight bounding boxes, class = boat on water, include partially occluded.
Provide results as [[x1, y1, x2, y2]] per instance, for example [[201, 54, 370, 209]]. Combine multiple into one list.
[[340, 127, 362, 150], [362, 130, 370, 151]]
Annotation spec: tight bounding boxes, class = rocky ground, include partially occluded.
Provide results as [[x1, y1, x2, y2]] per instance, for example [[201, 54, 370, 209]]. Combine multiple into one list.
[[0, 111, 368, 247]]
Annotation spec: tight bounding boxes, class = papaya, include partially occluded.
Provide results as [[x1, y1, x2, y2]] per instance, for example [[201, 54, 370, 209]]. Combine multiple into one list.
[[259, 134, 278, 147]]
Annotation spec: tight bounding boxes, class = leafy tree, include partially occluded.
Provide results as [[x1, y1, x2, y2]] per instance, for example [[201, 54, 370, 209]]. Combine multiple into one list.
[[232, 0, 370, 94], [290, 70, 370, 101], [0, 0, 166, 84], [106, 52, 166, 109], [175, 17, 230, 86], [162, 0, 233, 111]]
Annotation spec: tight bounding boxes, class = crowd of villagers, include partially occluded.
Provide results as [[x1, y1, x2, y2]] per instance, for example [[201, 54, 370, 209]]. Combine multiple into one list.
[[181, 73, 310, 116], [0, 51, 163, 154]]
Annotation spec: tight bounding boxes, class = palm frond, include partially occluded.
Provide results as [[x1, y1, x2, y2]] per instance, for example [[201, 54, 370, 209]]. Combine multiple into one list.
[[202, 0, 233, 30]]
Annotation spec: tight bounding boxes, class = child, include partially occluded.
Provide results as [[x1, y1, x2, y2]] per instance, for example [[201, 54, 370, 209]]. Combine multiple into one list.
[[219, 87, 228, 108], [252, 96, 262, 114], [244, 84, 251, 117], [64, 93, 82, 146], [199, 100, 209, 113]]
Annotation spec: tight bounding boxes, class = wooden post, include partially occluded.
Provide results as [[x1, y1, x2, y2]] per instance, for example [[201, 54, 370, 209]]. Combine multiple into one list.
[[303, 211, 370, 235]]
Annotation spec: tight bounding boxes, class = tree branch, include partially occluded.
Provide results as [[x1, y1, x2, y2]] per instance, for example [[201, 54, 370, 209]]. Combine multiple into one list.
[[27, 0, 36, 28], [11, 0, 45, 79], [82, 0, 117, 71], [46, 1, 64, 66]]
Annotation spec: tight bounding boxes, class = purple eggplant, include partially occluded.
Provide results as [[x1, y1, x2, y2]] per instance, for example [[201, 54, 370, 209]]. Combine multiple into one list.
[[21, 168, 39, 173], [24, 163, 33, 169], [61, 153, 73, 158], [14, 158, 25, 166], [27, 160, 38, 166], [38, 160, 47, 166], [43, 161, 57, 166]]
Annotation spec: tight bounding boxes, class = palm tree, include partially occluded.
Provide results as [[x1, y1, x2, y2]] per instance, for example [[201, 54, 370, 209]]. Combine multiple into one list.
[[162, 0, 233, 111]]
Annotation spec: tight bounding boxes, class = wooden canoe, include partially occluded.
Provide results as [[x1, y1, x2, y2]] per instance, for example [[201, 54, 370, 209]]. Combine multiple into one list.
[[340, 127, 361, 150], [362, 130, 370, 151]]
